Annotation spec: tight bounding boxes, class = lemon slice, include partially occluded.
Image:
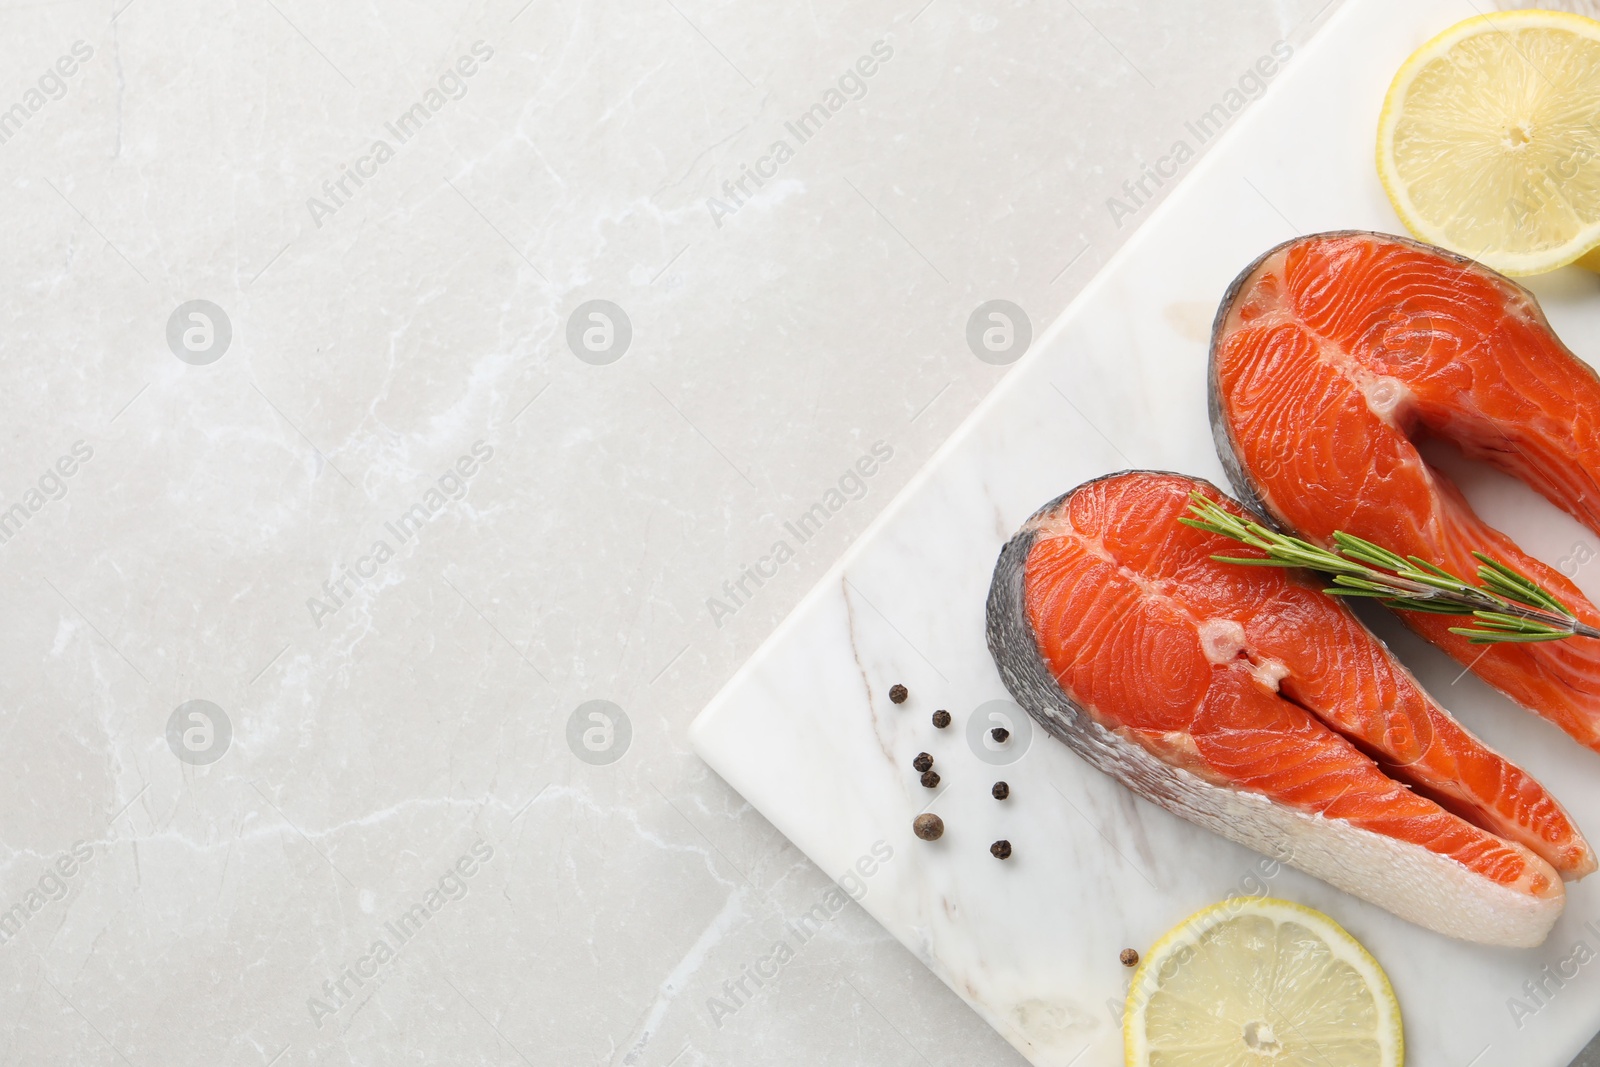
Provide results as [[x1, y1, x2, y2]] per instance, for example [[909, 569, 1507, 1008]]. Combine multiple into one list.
[[1376, 10, 1600, 276], [1124, 898, 1402, 1067]]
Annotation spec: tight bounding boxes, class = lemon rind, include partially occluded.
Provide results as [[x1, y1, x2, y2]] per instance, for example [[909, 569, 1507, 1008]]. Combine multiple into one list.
[[1122, 896, 1403, 1067], [1375, 10, 1600, 276]]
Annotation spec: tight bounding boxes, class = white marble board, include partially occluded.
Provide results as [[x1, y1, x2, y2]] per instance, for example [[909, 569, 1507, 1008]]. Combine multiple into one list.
[[690, 1, 1600, 1064]]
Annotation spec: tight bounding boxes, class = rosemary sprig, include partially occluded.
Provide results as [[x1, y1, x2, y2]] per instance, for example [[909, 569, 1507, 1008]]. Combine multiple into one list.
[[1179, 492, 1600, 645]]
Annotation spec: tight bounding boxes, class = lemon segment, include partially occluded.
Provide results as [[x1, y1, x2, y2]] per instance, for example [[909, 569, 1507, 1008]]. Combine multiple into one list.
[[1123, 897, 1402, 1067], [1376, 10, 1600, 276]]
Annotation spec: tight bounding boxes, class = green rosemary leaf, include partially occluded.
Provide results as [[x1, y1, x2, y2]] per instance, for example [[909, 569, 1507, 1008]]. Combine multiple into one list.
[[1451, 628, 1573, 644], [1472, 552, 1568, 613], [1475, 568, 1543, 608], [1397, 571, 1473, 594], [1332, 531, 1409, 571], [1382, 598, 1469, 614], [1188, 491, 1591, 646], [1328, 574, 1405, 593], [1405, 556, 1460, 580], [1469, 611, 1568, 634], [1178, 513, 1236, 531], [1280, 533, 1338, 557]]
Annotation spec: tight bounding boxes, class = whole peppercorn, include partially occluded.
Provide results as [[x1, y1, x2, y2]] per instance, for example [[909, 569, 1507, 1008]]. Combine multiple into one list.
[[920, 769, 940, 788], [889, 684, 908, 704], [991, 781, 1010, 800], [912, 752, 934, 773], [990, 839, 1012, 860], [1120, 948, 1140, 968], [913, 813, 944, 841], [990, 726, 1010, 743], [931, 709, 952, 729]]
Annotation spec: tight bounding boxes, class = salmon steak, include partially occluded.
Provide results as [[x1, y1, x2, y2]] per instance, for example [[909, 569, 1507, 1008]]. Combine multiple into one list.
[[986, 471, 1592, 947], [1212, 230, 1600, 752]]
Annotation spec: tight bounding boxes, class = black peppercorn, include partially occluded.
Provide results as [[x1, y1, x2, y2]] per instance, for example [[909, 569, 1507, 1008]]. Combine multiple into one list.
[[912, 752, 933, 773], [889, 684, 908, 704], [920, 770, 940, 788], [990, 839, 1012, 859], [991, 781, 1010, 800], [913, 813, 944, 841], [1120, 948, 1140, 967], [990, 726, 1010, 743], [931, 709, 951, 729]]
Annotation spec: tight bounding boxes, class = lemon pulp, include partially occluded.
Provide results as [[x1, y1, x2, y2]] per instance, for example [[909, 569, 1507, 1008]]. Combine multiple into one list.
[[1377, 10, 1600, 275], [1124, 898, 1402, 1067]]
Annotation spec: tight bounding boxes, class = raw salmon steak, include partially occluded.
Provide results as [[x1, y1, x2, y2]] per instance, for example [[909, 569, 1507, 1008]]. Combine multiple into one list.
[[986, 471, 1589, 947], [1212, 230, 1600, 752]]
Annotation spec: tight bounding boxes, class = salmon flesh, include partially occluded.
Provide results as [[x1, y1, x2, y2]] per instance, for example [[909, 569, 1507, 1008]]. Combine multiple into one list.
[[985, 471, 1590, 946], [1212, 230, 1600, 752]]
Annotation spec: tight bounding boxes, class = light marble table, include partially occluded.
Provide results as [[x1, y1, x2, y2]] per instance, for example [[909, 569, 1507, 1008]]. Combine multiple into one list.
[[1, 0, 1594, 1065]]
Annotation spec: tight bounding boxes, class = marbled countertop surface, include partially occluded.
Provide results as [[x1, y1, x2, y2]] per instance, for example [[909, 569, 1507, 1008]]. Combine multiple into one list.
[[3, 0, 1596, 1064]]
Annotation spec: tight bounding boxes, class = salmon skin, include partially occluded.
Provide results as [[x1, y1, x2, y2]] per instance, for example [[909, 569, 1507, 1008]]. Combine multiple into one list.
[[1211, 230, 1600, 752], [986, 471, 1588, 946]]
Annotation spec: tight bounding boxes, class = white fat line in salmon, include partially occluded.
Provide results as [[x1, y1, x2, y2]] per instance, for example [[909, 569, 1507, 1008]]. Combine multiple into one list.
[[705, 441, 893, 628], [704, 840, 893, 1029], [1506, 916, 1600, 1031], [305, 440, 495, 628], [1106, 40, 1293, 229]]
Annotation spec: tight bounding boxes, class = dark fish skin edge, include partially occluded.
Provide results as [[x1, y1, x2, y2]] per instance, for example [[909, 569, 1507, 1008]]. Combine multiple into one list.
[[1205, 228, 1554, 523], [995, 234, 1483, 808], [984, 470, 1238, 810], [984, 480, 1568, 947], [977, 240, 1588, 940]]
